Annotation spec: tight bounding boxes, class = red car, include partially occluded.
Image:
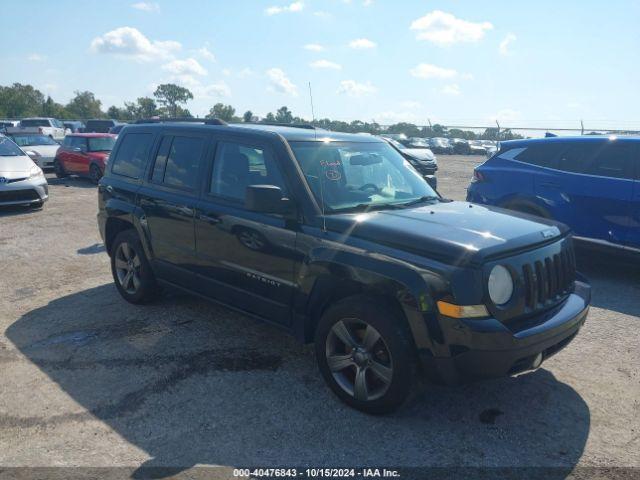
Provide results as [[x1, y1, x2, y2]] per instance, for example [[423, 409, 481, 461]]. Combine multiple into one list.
[[54, 133, 116, 183]]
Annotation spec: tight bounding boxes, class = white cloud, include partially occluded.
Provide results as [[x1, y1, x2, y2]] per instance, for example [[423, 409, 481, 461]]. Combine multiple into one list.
[[374, 111, 422, 124], [410, 10, 493, 46], [400, 100, 421, 109], [162, 58, 207, 76], [266, 68, 298, 96], [201, 81, 231, 98], [442, 83, 461, 95], [237, 67, 254, 78], [196, 46, 215, 62], [304, 43, 324, 52], [499, 33, 517, 56], [337, 80, 377, 97], [167, 74, 231, 99], [349, 38, 376, 49], [488, 109, 521, 123], [265, 1, 303, 15], [363, 0, 373, 6], [131, 2, 160, 12], [310, 59, 341, 70], [27, 53, 45, 62], [409, 63, 458, 79], [90, 27, 181, 62]]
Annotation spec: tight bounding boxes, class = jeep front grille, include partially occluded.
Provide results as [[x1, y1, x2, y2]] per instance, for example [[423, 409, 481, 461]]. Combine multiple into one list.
[[522, 243, 575, 309]]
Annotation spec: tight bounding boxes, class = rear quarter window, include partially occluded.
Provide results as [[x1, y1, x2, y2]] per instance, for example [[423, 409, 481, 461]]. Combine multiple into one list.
[[111, 133, 154, 179], [513, 143, 565, 168]]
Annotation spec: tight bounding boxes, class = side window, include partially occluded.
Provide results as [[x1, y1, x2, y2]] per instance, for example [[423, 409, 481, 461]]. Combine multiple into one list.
[[150, 136, 173, 183], [584, 144, 635, 179], [210, 141, 286, 202], [62, 137, 71, 147], [557, 144, 595, 174], [162, 136, 205, 190], [111, 133, 153, 179], [515, 143, 564, 168]]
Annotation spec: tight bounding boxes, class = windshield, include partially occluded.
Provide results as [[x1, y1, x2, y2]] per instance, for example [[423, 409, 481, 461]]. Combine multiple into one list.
[[10, 134, 58, 146], [21, 119, 50, 127], [0, 136, 25, 156], [88, 136, 116, 152], [290, 141, 437, 212]]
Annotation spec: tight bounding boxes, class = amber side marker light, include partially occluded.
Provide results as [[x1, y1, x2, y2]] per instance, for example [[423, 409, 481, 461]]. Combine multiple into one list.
[[437, 301, 489, 319]]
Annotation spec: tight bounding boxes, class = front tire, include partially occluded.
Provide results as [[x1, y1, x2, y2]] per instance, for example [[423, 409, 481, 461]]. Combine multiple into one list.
[[110, 229, 158, 304], [89, 164, 102, 184], [315, 296, 417, 414], [53, 159, 67, 178]]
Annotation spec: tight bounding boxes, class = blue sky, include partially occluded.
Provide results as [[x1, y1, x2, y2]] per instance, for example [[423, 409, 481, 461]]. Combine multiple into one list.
[[1, 0, 639, 130]]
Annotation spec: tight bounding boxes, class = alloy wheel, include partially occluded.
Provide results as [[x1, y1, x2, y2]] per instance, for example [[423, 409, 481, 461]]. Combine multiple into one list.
[[325, 318, 393, 402], [114, 242, 142, 294]]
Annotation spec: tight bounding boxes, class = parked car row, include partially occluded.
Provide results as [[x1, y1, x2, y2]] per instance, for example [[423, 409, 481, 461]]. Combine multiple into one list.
[[0, 117, 127, 140]]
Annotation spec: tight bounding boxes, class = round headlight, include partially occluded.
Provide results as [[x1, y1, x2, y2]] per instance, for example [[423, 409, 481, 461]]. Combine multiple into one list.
[[488, 265, 514, 305]]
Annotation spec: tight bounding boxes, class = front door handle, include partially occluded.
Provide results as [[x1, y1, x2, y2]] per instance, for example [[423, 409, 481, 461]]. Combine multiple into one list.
[[105, 185, 113, 193], [197, 213, 220, 224]]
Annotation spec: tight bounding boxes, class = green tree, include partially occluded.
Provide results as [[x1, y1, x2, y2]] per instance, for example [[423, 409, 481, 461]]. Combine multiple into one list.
[[0, 83, 45, 118], [41, 96, 67, 118], [207, 103, 236, 121], [264, 112, 276, 123], [66, 91, 103, 119], [153, 83, 193, 117], [107, 105, 129, 120], [275, 106, 293, 123], [242, 110, 253, 122]]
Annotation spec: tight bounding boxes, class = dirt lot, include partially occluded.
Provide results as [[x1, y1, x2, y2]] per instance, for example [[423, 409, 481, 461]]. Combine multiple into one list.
[[1, 155, 639, 475]]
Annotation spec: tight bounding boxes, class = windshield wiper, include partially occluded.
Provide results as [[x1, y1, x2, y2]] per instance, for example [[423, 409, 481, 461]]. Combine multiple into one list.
[[399, 195, 440, 208]]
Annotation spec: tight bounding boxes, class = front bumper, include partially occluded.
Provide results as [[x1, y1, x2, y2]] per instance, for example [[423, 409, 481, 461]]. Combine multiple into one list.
[[425, 279, 590, 385], [0, 177, 49, 206]]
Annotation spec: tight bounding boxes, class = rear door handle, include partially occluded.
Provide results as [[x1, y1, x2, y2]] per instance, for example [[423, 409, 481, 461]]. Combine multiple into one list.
[[105, 185, 113, 193]]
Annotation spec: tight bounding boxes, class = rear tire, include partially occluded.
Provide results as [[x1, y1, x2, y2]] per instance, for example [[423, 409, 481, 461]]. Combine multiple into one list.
[[53, 159, 67, 178], [110, 229, 158, 304], [315, 295, 417, 414]]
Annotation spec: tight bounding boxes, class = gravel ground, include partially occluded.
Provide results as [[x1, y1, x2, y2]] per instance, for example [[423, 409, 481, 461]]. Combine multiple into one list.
[[0, 155, 638, 475]]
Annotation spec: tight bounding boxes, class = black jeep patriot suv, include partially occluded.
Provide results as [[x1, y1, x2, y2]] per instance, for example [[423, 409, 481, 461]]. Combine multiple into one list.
[[97, 119, 591, 414]]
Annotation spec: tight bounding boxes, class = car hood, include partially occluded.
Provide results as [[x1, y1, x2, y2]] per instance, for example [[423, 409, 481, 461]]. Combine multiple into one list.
[[402, 148, 436, 161], [0, 155, 34, 175], [326, 201, 568, 266]]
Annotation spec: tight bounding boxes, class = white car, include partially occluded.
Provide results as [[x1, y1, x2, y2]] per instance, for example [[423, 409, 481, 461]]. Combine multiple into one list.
[[8, 117, 66, 141], [0, 135, 48, 207], [6, 132, 60, 169]]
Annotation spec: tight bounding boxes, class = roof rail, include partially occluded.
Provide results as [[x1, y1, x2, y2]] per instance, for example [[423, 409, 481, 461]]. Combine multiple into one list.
[[246, 122, 316, 130], [134, 117, 228, 126]]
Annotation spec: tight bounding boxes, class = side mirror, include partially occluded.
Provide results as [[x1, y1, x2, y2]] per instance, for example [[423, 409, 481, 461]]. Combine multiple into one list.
[[245, 185, 294, 215]]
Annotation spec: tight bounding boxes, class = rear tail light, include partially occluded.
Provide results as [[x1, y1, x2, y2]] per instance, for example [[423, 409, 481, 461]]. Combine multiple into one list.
[[472, 169, 486, 183]]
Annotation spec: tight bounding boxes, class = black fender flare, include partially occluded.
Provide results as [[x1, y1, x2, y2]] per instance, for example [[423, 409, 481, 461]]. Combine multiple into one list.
[[296, 247, 449, 355]]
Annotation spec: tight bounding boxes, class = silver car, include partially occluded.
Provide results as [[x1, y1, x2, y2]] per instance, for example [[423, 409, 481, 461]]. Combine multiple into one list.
[[0, 135, 48, 207], [6, 132, 60, 169]]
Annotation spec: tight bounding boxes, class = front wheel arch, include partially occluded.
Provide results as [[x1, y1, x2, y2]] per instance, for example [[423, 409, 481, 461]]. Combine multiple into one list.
[[501, 199, 551, 219]]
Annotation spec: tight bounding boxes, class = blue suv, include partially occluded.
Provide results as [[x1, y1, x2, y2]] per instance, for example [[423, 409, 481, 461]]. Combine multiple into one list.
[[467, 136, 640, 253]]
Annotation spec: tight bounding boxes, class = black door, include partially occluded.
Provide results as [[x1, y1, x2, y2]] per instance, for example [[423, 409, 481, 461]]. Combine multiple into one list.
[[193, 137, 298, 325], [138, 132, 210, 286]]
